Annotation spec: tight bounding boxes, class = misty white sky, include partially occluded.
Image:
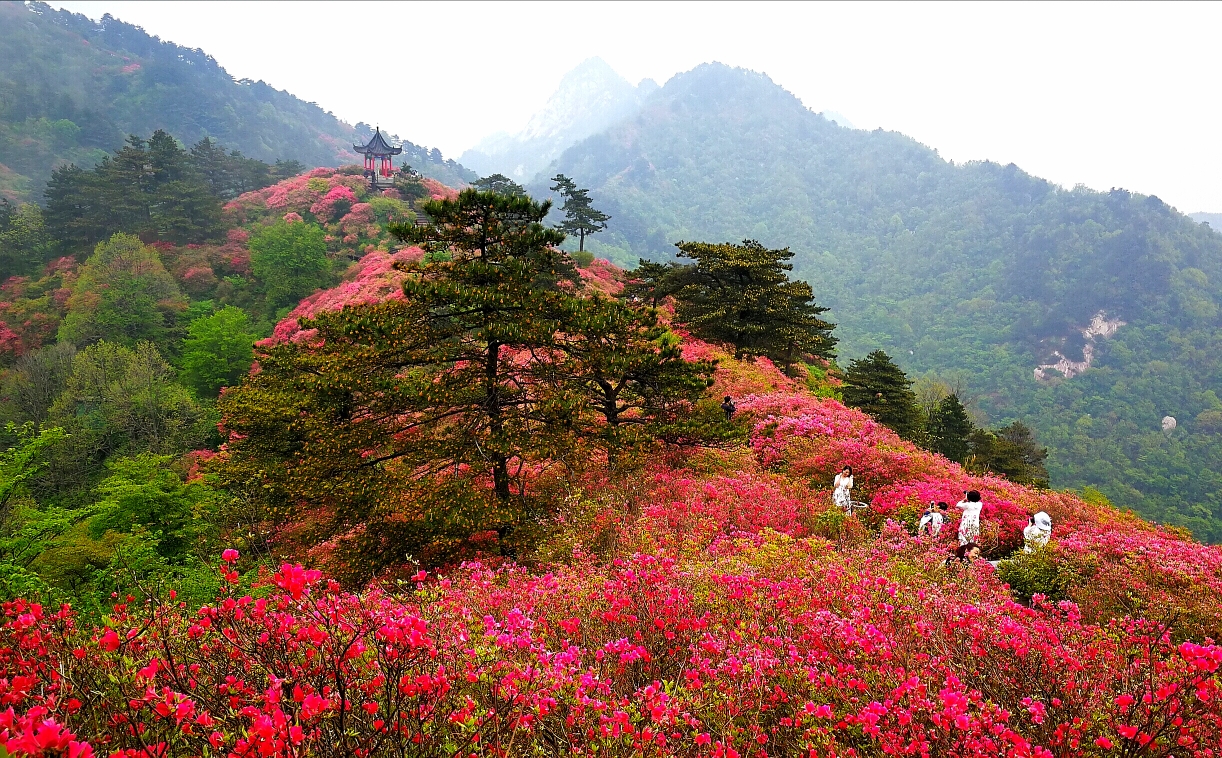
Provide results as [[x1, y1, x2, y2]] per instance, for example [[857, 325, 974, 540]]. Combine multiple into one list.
[[53, 1, 1222, 212]]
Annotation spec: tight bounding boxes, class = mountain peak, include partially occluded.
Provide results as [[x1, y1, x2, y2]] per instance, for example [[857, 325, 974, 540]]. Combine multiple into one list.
[[460, 58, 657, 181]]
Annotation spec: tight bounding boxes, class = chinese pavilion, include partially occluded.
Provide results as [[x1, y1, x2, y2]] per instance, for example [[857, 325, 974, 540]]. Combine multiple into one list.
[[353, 127, 402, 188]]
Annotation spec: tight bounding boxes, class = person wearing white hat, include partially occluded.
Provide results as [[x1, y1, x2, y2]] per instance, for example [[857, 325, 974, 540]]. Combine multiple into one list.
[[1023, 511, 1053, 552]]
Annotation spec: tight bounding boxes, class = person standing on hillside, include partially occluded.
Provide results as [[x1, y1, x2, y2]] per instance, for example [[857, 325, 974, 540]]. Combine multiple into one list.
[[956, 490, 983, 546], [833, 465, 855, 511], [1023, 511, 1052, 552], [721, 395, 737, 420]]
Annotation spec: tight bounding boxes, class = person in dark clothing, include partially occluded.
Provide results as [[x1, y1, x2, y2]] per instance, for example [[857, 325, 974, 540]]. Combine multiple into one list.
[[721, 395, 736, 420]]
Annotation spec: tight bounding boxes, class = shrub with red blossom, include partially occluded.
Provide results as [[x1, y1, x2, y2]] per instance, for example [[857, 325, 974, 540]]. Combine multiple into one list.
[[259, 246, 424, 345], [4, 538, 1222, 758], [0, 260, 77, 358], [309, 185, 358, 221], [420, 177, 459, 201]]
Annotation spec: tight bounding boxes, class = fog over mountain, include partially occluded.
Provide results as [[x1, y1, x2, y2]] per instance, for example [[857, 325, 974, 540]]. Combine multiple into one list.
[[459, 58, 657, 182]]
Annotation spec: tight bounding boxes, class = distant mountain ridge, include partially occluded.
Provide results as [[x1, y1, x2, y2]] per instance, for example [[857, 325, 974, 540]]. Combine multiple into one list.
[[532, 62, 1222, 540], [1190, 212, 1222, 228], [0, 2, 474, 201], [460, 58, 657, 181]]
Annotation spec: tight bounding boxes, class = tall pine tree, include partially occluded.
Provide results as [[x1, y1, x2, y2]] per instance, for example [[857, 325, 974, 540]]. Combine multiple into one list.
[[216, 189, 725, 576], [550, 174, 610, 253], [927, 393, 974, 463], [841, 350, 921, 440], [546, 296, 720, 467], [472, 174, 526, 197]]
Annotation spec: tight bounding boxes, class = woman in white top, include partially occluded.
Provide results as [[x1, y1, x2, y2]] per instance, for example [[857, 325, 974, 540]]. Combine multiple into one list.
[[832, 465, 854, 510], [956, 490, 983, 546], [1023, 511, 1052, 552]]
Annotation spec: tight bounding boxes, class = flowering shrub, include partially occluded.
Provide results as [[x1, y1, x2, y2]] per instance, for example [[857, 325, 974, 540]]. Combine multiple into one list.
[[259, 245, 424, 345], [5, 539, 1222, 758], [420, 177, 458, 201], [309, 185, 358, 221], [0, 258, 77, 358], [577, 259, 624, 296]]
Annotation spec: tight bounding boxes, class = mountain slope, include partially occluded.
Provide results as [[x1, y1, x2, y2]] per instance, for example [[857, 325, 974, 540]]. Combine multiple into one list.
[[459, 57, 657, 181], [0, 2, 473, 201], [539, 62, 1222, 539]]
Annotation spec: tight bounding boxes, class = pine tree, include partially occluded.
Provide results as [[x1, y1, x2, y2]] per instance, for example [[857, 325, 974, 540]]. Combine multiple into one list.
[[216, 189, 724, 575], [841, 350, 921, 440], [217, 190, 578, 555], [927, 393, 974, 463], [546, 296, 720, 466], [472, 174, 526, 197], [672, 239, 836, 367], [550, 174, 610, 253], [44, 131, 223, 250], [620, 258, 691, 307], [965, 422, 1050, 487]]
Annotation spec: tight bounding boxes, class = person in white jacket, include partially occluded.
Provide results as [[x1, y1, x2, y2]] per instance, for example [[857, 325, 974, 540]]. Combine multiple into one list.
[[1023, 511, 1053, 552], [918, 502, 949, 537], [956, 490, 983, 546]]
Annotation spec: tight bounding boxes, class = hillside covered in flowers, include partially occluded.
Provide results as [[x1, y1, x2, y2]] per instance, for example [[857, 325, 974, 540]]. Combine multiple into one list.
[[2, 176, 1222, 758]]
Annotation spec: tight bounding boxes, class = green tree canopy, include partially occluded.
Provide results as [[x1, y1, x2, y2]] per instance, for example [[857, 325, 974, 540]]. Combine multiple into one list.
[[87, 453, 217, 563], [57, 233, 186, 350], [927, 393, 974, 463], [472, 174, 526, 197], [967, 421, 1050, 488], [45, 341, 212, 496], [1, 342, 77, 425], [179, 306, 256, 398], [0, 200, 53, 280], [672, 239, 836, 367], [841, 350, 921, 441], [247, 220, 331, 308]]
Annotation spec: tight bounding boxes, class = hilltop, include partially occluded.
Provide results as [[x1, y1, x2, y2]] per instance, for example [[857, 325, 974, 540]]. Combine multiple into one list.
[[0, 2, 474, 201], [532, 62, 1222, 540]]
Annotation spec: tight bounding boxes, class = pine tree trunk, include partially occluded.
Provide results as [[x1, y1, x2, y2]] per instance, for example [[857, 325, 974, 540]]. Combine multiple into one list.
[[486, 340, 511, 501]]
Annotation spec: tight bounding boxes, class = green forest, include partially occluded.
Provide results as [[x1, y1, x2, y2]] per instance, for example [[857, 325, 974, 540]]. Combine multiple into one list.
[[541, 63, 1222, 540], [0, 123, 463, 606], [0, 2, 475, 202]]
